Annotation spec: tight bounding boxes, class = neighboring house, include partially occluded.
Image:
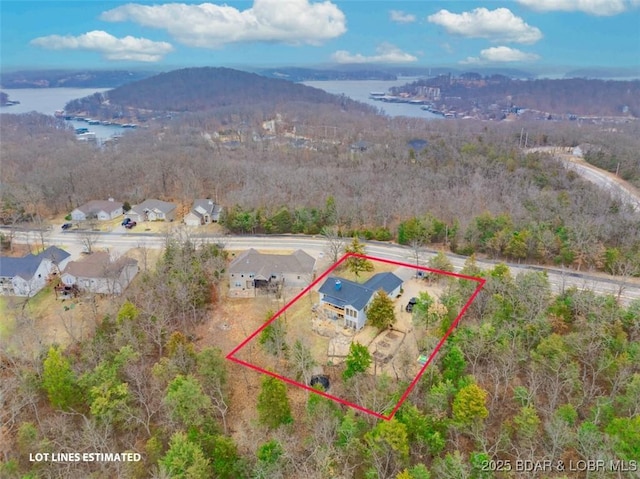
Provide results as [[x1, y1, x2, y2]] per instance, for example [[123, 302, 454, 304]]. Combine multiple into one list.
[[61, 252, 138, 295], [184, 199, 222, 227], [71, 198, 123, 221], [127, 199, 177, 222], [0, 246, 71, 297], [229, 248, 316, 296], [319, 272, 403, 330]]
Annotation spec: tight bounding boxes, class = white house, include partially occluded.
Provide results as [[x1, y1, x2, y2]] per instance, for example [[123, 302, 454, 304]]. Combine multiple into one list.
[[61, 252, 138, 295], [318, 273, 403, 330], [71, 198, 123, 221], [184, 199, 222, 227], [0, 246, 71, 297]]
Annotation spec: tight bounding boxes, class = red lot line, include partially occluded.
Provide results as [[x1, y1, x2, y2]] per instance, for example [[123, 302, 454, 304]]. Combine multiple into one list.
[[226, 252, 486, 420]]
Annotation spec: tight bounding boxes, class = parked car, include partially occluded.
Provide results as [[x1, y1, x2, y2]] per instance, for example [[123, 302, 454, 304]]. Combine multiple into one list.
[[121, 217, 132, 226], [61, 223, 72, 230], [124, 221, 137, 229], [405, 297, 417, 313]]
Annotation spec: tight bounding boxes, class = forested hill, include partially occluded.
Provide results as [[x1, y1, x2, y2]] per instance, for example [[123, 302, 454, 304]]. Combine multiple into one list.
[[65, 67, 373, 115]]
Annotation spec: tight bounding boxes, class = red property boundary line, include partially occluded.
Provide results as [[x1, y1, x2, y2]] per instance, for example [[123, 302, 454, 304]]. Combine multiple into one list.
[[226, 252, 486, 421]]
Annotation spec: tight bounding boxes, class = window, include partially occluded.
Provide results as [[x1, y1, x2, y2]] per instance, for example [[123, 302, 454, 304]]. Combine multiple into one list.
[[235, 282, 242, 287]]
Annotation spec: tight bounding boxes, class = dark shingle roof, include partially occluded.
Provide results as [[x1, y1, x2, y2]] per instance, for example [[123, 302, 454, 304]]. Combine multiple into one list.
[[0, 246, 70, 279], [319, 272, 403, 310], [36, 246, 70, 265]]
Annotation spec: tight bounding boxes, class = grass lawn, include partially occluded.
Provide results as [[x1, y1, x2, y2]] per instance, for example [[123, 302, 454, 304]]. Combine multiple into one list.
[[0, 296, 16, 341]]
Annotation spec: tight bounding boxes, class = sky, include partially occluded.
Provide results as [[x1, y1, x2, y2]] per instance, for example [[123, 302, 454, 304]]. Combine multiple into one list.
[[1, 0, 639, 75]]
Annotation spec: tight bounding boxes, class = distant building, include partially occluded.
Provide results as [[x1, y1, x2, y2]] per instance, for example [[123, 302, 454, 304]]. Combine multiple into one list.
[[61, 252, 138, 295], [71, 198, 123, 221], [127, 199, 177, 222], [228, 248, 316, 296], [0, 246, 71, 297], [184, 199, 222, 227], [318, 273, 403, 330]]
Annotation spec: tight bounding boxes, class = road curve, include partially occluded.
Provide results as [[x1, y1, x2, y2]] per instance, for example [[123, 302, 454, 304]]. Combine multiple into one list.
[[6, 228, 640, 306], [526, 147, 640, 211]]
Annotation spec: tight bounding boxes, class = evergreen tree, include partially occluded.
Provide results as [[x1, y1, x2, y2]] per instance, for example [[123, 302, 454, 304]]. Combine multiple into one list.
[[345, 237, 374, 279], [257, 376, 293, 429], [160, 432, 211, 479], [42, 346, 78, 410], [343, 342, 372, 380]]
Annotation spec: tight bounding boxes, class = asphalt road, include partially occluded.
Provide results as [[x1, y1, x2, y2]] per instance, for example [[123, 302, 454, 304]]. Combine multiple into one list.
[[527, 147, 640, 211], [6, 228, 640, 306]]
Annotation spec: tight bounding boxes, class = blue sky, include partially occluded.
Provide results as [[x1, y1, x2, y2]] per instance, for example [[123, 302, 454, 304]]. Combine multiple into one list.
[[1, 1, 639, 75]]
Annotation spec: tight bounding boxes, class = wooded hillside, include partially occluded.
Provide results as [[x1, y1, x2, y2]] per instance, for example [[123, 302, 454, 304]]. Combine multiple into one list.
[[65, 67, 375, 118]]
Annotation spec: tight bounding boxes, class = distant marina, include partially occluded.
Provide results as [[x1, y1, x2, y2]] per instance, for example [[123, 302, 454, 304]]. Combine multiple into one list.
[[0, 88, 128, 143], [302, 79, 443, 119]]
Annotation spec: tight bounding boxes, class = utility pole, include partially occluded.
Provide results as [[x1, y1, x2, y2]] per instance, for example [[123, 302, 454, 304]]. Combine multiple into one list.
[[519, 127, 524, 148]]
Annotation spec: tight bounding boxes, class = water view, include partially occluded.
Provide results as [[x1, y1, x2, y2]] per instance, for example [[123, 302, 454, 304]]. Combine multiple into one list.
[[302, 78, 442, 120], [0, 87, 125, 142]]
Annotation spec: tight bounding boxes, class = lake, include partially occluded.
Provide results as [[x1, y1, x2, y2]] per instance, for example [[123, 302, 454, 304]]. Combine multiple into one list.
[[0, 87, 124, 142], [302, 78, 442, 120], [1, 79, 440, 124]]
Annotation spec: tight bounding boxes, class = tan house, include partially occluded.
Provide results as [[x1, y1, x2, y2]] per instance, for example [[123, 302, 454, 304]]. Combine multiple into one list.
[[184, 199, 222, 227], [127, 199, 177, 222], [61, 252, 138, 295], [71, 198, 123, 221], [228, 248, 315, 297]]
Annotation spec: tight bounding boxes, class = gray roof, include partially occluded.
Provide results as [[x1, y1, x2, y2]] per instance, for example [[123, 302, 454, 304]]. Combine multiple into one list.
[[63, 252, 137, 279], [75, 199, 122, 215], [131, 199, 177, 216], [229, 248, 315, 280], [191, 199, 221, 218], [37, 246, 71, 265], [319, 272, 403, 310], [0, 246, 70, 280]]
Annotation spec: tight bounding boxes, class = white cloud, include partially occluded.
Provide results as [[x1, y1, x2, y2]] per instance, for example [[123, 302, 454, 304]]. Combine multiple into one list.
[[389, 10, 416, 24], [427, 7, 542, 44], [516, 0, 635, 16], [461, 46, 540, 64], [30, 30, 173, 62], [332, 43, 417, 64], [101, 0, 346, 48]]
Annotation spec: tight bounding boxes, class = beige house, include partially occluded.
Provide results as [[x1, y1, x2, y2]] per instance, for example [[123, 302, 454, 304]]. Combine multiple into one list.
[[61, 252, 138, 295], [127, 199, 177, 222], [184, 199, 222, 227], [228, 248, 316, 297], [71, 199, 122, 221]]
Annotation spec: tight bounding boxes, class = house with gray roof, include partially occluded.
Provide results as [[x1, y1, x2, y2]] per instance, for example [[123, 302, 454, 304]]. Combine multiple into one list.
[[127, 199, 177, 222], [0, 246, 71, 297], [184, 199, 222, 227], [61, 251, 138, 295], [71, 198, 123, 221], [228, 248, 316, 297], [319, 272, 403, 330]]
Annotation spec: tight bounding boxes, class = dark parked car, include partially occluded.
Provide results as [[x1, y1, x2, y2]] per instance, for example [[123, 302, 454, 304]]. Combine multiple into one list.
[[121, 217, 132, 226], [405, 297, 417, 313], [124, 221, 137, 229], [61, 223, 72, 230]]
